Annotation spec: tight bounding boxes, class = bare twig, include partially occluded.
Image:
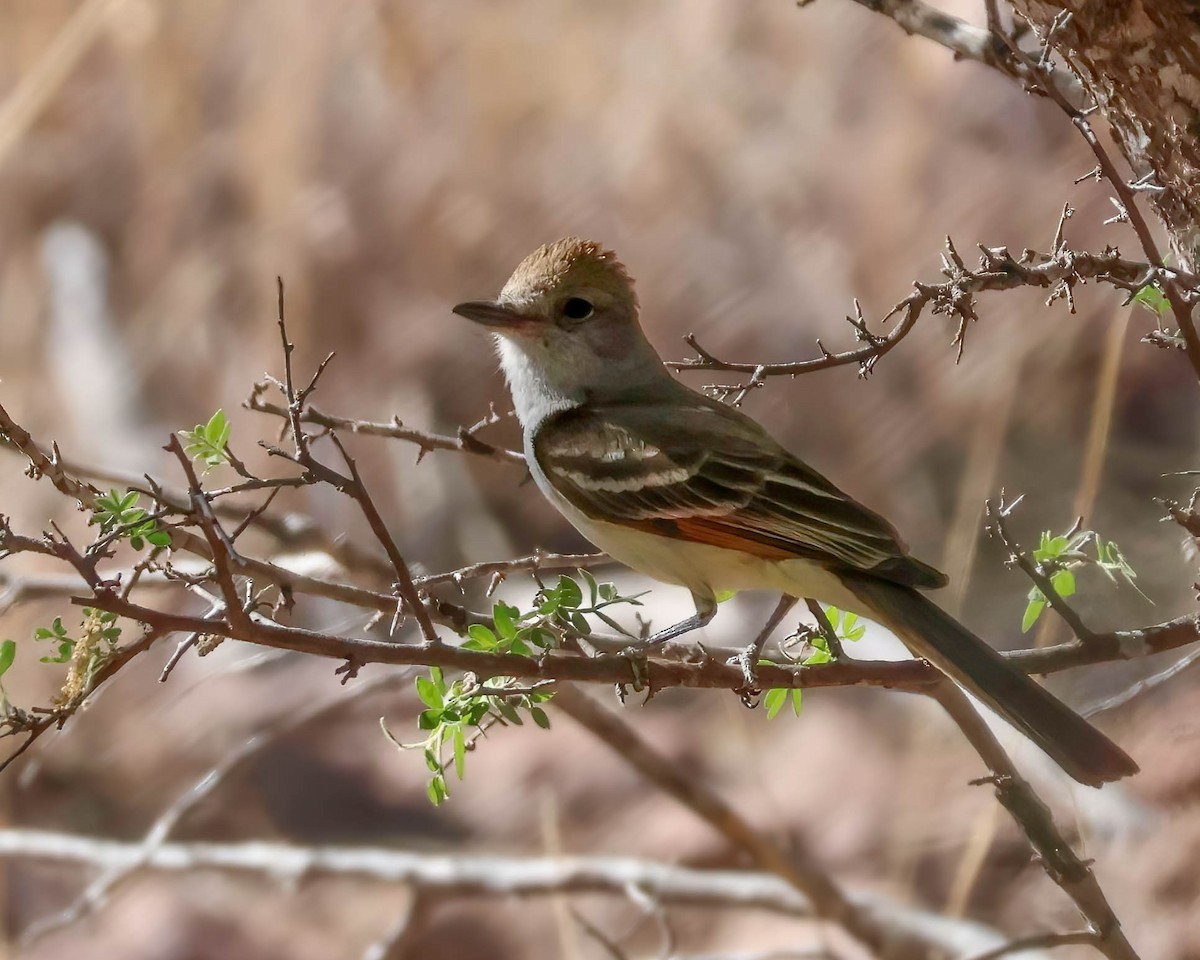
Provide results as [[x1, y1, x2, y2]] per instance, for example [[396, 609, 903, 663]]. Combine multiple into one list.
[[964, 930, 1102, 960], [571, 908, 630, 960], [840, 0, 1010, 72], [261, 284, 439, 646], [414, 550, 608, 591], [247, 391, 524, 465]]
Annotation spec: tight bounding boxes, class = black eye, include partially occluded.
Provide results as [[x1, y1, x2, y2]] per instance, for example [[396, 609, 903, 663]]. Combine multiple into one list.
[[561, 297, 594, 321]]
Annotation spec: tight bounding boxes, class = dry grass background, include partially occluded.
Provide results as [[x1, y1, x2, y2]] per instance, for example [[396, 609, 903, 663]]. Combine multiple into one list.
[[0, 1, 1198, 957]]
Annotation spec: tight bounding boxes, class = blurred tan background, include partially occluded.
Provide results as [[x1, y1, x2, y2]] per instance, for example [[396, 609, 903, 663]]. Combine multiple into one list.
[[0, 1, 1198, 957]]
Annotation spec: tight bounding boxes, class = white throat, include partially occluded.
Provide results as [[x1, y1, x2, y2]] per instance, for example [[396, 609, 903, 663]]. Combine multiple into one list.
[[496, 336, 583, 431]]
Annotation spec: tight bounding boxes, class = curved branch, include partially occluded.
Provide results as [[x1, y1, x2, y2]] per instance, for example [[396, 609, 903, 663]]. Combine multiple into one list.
[[0, 827, 1064, 958], [668, 243, 1192, 378]]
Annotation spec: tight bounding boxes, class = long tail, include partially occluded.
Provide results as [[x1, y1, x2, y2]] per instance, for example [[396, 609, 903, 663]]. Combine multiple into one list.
[[842, 575, 1138, 787]]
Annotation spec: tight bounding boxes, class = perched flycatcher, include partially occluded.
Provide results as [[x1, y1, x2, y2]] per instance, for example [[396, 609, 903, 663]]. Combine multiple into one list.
[[453, 237, 1137, 788]]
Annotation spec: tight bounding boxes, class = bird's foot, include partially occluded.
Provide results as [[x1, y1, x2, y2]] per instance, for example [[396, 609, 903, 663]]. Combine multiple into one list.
[[614, 644, 651, 703], [729, 595, 799, 705], [728, 644, 763, 706]]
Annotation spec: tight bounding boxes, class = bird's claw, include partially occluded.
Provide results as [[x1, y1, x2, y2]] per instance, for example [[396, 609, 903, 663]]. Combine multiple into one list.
[[728, 646, 762, 707], [614, 643, 651, 703]]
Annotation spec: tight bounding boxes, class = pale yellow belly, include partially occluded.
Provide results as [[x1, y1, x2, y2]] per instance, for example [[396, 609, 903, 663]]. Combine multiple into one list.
[[570, 513, 865, 612]]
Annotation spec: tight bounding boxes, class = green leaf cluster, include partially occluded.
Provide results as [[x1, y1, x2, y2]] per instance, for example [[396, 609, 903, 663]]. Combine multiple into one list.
[[764, 606, 865, 719], [182, 409, 232, 470], [33, 609, 121, 665], [406, 572, 648, 804], [463, 572, 646, 655], [407, 666, 553, 805], [92, 489, 171, 550], [1021, 527, 1145, 632], [33, 616, 74, 663], [462, 599, 555, 657]]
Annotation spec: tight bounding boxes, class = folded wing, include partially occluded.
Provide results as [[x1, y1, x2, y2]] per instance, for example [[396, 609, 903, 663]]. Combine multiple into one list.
[[534, 395, 947, 589]]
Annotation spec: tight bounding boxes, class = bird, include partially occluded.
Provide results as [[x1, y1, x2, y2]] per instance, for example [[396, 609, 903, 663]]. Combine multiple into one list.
[[452, 237, 1138, 788]]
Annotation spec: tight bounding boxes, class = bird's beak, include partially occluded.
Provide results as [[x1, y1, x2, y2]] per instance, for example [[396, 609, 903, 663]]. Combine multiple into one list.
[[452, 300, 532, 331]]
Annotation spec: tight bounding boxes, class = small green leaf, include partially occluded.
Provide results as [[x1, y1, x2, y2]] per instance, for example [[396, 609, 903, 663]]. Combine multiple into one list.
[[427, 776, 447, 805], [1034, 534, 1069, 563], [0, 640, 16, 678], [496, 701, 523, 725], [714, 589, 738, 604], [424, 748, 441, 773], [508, 636, 533, 657], [465, 624, 498, 650], [580, 569, 599, 605], [764, 687, 788, 719], [530, 706, 551, 729], [492, 602, 519, 641], [183, 409, 232, 469], [1133, 282, 1170, 317], [1051, 568, 1076, 598], [417, 709, 442, 730], [528, 627, 556, 649], [1022, 597, 1046, 633], [466, 701, 490, 725], [555, 575, 583, 609], [416, 676, 443, 710], [790, 688, 803, 716]]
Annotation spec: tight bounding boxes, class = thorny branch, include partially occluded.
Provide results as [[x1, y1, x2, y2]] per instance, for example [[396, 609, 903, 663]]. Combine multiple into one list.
[[833, 0, 1200, 384], [669, 241, 1200, 379], [998, 19, 1200, 383], [260, 281, 439, 646], [246, 392, 524, 465]]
